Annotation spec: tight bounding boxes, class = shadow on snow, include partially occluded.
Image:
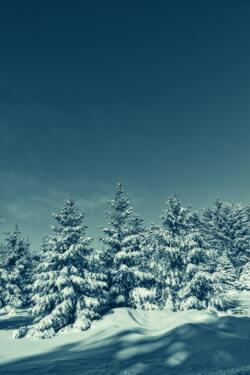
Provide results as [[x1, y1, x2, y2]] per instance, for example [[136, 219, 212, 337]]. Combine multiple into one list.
[[0, 314, 250, 375], [0, 314, 32, 331]]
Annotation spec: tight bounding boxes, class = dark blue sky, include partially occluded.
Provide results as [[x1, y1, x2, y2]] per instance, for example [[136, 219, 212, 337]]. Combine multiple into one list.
[[1, 0, 250, 249]]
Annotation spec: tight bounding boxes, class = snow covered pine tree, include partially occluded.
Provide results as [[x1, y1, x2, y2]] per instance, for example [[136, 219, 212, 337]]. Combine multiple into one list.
[[0, 225, 31, 313], [14, 199, 107, 339], [202, 200, 250, 278], [124, 216, 157, 310], [101, 183, 155, 309], [0, 266, 7, 310], [239, 261, 250, 291], [154, 195, 206, 311], [154, 196, 237, 312]]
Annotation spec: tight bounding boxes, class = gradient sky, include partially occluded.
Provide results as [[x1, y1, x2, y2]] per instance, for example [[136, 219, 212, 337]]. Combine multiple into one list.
[[1, 0, 250, 249]]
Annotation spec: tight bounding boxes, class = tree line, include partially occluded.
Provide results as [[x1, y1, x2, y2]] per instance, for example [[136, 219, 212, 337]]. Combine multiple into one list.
[[0, 183, 249, 339]]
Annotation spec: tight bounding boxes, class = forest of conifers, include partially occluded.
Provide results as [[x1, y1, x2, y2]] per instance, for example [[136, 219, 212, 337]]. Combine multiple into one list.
[[0, 183, 249, 339]]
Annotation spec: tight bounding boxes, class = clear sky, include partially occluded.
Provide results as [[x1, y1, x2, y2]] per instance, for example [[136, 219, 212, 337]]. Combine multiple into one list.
[[1, 0, 250, 249]]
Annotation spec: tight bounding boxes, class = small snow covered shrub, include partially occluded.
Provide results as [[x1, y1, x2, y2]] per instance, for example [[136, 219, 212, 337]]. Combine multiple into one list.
[[130, 287, 158, 310], [208, 289, 238, 312], [179, 272, 212, 311], [13, 326, 28, 339], [180, 296, 203, 311]]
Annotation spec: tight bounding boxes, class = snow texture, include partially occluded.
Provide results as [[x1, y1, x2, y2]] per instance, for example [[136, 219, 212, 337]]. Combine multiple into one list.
[[0, 305, 250, 374]]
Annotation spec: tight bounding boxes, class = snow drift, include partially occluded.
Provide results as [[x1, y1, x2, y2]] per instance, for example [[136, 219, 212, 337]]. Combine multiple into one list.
[[0, 307, 250, 374]]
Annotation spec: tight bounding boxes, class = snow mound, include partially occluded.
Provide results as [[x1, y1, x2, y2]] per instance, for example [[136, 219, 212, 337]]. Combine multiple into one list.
[[0, 308, 250, 374]]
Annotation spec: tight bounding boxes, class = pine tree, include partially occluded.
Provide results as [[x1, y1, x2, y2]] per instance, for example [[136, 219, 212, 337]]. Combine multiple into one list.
[[0, 267, 7, 309], [116, 215, 144, 306], [125, 217, 157, 310], [208, 253, 238, 311], [239, 261, 250, 290], [141, 223, 173, 310], [0, 241, 6, 309], [0, 240, 6, 265], [155, 196, 237, 312], [202, 200, 250, 276], [100, 183, 133, 307], [200, 200, 241, 310], [177, 234, 238, 312], [0, 225, 31, 312], [231, 204, 250, 271], [100, 183, 153, 308], [161, 195, 197, 235], [15, 199, 107, 339], [133, 223, 169, 310], [159, 196, 204, 311], [176, 231, 212, 311]]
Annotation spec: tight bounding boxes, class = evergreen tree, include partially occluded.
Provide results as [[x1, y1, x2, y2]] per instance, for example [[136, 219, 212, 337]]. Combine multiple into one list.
[[159, 196, 205, 311], [208, 253, 238, 311], [0, 241, 6, 309], [202, 200, 250, 275], [0, 225, 31, 311], [101, 183, 153, 308], [15, 199, 107, 339], [178, 236, 238, 312], [176, 231, 212, 311], [155, 196, 237, 312], [134, 223, 170, 310], [126, 217, 157, 310], [161, 195, 197, 235], [0, 267, 7, 309], [200, 201, 241, 309], [141, 223, 173, 310], [239, 261, 250, 290], [231, 204, 250, 270], [100, 183, 133, 307], [116, 215, 144, 306], [0, 240, 6, 265]]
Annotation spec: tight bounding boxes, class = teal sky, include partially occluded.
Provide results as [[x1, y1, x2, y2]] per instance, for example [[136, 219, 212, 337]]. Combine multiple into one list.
[[1, 0, 250, 249]]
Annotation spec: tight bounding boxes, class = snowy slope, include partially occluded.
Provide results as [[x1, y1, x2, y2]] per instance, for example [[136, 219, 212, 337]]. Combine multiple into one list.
[[0, 308, 250, 375]]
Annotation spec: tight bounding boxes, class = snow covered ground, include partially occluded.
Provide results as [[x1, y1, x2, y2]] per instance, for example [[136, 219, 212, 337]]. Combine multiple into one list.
[[0, 305, 250, 375]]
